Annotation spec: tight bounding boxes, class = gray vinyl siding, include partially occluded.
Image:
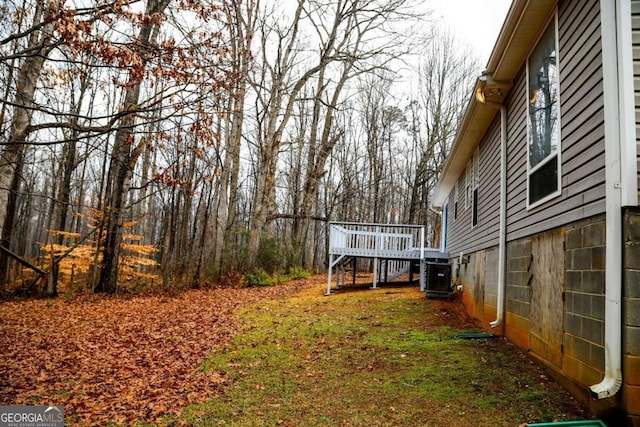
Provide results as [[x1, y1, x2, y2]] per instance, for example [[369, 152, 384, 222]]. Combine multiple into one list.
[[633, 0, 640, 201], [444, 0, 606, 255], [446, 118, 501, 255], [505, 0, 606, 241]]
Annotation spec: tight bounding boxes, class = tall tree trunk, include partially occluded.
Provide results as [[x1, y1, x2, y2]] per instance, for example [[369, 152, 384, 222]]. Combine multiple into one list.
[[193, 178, 214, 286], [247, 141, 278, 268], [215, 0, 254, 276], [0, 1, 56, 286], [292, 61, 351, 267], [47, 139, 77, 296], [96, 0, 171, 293], [46, 70, 90, 296]]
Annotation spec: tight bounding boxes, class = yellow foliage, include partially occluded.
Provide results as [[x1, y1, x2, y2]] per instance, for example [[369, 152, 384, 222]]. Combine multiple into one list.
[[40, 208, 162, 293], [41, 243, 70, 255], [122, 243, 158, 255], [123, 255, 159, 267], [79, 207, 102, 220], [46, 229, 82, 239], [122, 233, 143, 241]]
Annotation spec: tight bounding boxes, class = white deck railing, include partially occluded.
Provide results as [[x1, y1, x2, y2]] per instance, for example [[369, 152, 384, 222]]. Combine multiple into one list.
[[326, 221, 447, 295], [329, 222, 425, 259]]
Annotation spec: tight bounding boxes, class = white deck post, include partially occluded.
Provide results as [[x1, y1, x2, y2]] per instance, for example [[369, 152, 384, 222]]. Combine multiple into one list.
[[325, 253, 334, 295], [420, 226, 426, 291], [372, 257, 378, 289], [371, 225, 380, 289]]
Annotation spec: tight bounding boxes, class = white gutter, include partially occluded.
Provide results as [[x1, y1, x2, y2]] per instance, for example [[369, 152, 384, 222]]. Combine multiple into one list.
[[589, 0, 625, 399]]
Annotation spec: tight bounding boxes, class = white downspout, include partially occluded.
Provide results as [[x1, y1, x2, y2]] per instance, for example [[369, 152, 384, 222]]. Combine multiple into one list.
[[488, 103, 507, 329], [590, 0, 626, 399]]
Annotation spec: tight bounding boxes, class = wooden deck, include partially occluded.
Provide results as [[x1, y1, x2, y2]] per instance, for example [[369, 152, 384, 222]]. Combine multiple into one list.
[[326, 222, 448, 294]]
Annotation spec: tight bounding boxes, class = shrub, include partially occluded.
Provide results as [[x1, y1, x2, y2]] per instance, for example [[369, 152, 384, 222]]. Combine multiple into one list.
[[287, 266, 310, 280], [255, 234, 284, 274], [242, 268, 272, 287]]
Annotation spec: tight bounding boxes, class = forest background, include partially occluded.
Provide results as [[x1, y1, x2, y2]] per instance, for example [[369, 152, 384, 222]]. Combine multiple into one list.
[[0, 0, 481, 297]]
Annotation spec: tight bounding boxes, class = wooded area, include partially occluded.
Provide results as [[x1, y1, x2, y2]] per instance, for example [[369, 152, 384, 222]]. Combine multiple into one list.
[[0, 0, 479, 296]]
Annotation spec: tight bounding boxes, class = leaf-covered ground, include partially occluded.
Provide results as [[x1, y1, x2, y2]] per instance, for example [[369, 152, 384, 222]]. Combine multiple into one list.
[[0, 276, 591, 426], [0, 278, 313, 425]]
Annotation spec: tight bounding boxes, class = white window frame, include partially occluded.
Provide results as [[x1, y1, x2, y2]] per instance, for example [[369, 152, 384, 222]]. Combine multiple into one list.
[[459, 176, 465, 212], [465, 159, 472, 210], [441, 202, 448, 252], [526, 12, 562, 210], [471, 147, 479, 227]]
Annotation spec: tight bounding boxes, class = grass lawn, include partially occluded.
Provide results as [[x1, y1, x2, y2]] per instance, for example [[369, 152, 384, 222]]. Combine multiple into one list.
[[183, 280, 590, 427]]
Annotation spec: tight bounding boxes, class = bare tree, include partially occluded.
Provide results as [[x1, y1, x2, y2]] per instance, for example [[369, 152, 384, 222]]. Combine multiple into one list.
[[0, 0, 59, 285], [214, 0, 257, 279], [407, 27, 479, 243], [0, 0, 479, 295], [246, 0, 419, 269]]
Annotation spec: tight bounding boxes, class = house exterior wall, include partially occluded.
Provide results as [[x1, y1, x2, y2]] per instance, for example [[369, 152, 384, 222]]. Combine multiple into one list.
[[505, 0, 606, 242], [623, 207, 640, 420], [563, 216, 606, 387], [445, 119, 501, 255], [452, 247, 500, 330], [440, 0, 640, 421], [444, 0, 606, 257], [456, 217, 609, 414], [457, 216, 607, 386]]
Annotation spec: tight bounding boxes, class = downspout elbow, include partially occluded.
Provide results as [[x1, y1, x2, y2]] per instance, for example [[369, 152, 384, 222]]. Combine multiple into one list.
[[589, 375, 622, 399], [489, 318, 502, 329]]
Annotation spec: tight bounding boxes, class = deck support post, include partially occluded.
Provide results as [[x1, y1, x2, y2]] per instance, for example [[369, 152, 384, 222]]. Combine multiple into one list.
[[371, 225, 380, 289], [419, 259, 426, 291], [371, 257, 378, 289], [352, 258, 357, 285]]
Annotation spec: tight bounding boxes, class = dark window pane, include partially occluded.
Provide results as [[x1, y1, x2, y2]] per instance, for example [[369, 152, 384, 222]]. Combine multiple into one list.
[[528, 21, 558, 169], [529, 157, 558, 205], [472, 188, 478, 226]]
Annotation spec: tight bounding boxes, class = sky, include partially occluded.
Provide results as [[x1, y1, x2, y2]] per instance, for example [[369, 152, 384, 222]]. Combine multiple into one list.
[[429, 0, 513, 66]]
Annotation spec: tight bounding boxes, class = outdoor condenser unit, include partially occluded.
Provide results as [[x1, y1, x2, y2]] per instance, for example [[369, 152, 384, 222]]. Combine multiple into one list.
[[425, 262, 452, 298]]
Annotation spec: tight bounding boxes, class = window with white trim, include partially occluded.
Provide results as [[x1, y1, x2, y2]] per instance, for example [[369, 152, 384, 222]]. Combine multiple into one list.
[[527, 17, 561, 207], [472, 148, 479, 227], [465, 159, 472, 210], [459, 176, 465, 212], [453, 181, 458, 220]]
